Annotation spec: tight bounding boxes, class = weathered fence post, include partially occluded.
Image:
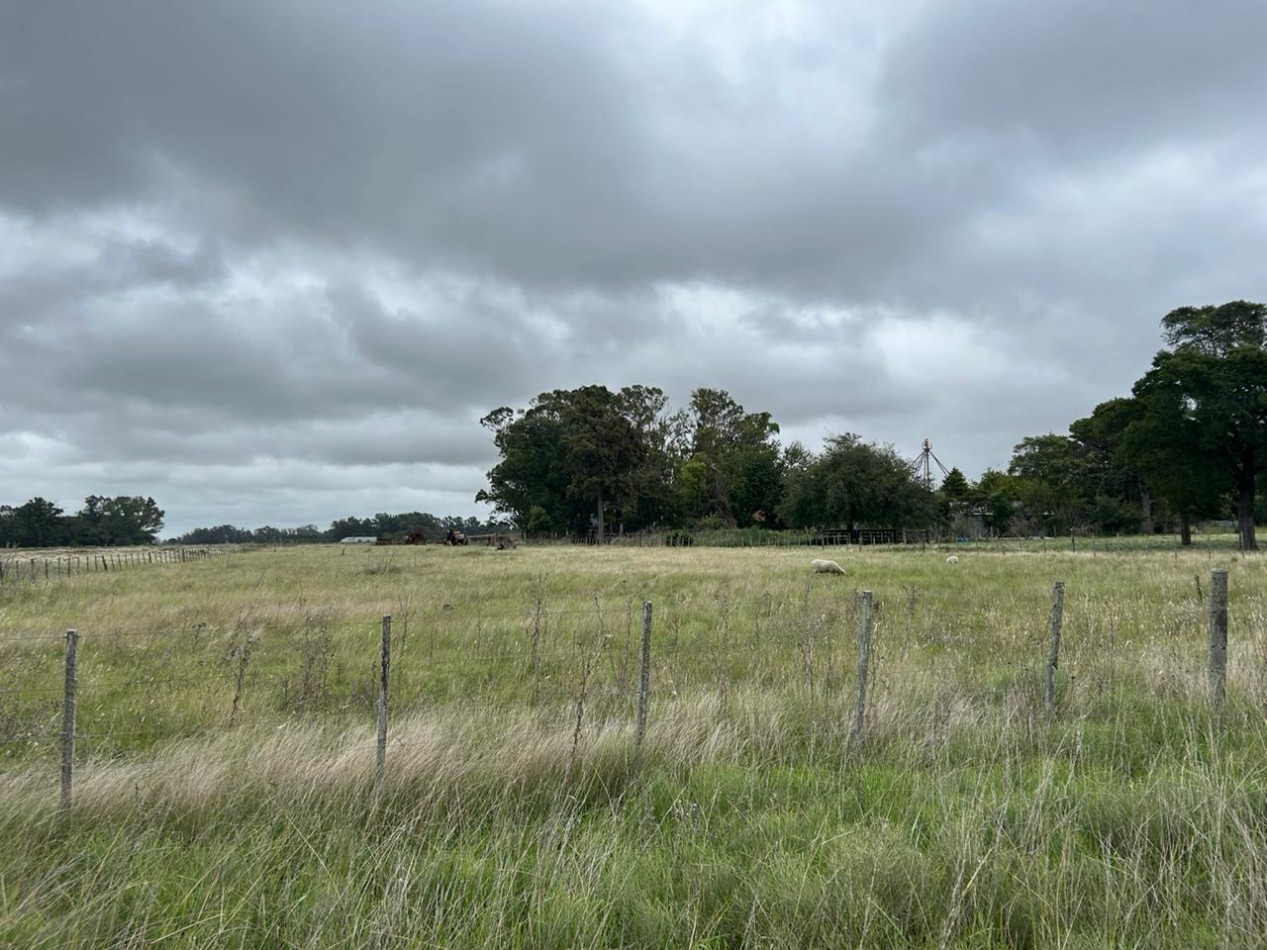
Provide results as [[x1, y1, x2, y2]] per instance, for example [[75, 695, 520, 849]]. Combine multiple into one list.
[[375, 614, 391, 795], [636, 601, 652, 748], [851, 591, 874, 743], [1209, 569, 1228, 707], [1045, 581, 1065, 717], [61, 629, 79, 817]]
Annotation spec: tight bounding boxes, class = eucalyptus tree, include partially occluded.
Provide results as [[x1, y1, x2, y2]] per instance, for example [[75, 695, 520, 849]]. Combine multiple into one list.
[[479, 385, 647, 539], [681, 388, 784, 526]]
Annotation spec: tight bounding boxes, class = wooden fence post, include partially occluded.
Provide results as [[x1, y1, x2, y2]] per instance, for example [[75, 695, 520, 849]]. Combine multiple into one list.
[[636, 601, 652, 748], [61, 629, 79, 817], [851, 591, 874, 744], [375, 615, 391, 795], [1209, 569, 1228, 707], [1045, 581, 1065, 717]]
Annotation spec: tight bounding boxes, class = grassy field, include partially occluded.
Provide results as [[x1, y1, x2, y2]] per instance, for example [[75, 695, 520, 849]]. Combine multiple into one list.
[[2, 538, 1266, 947]]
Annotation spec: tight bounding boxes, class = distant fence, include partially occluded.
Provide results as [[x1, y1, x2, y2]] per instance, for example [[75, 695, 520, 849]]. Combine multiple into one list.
[[0, 547, 216, 588], [0, 569, 1250, 816], [577, 528, 933, 547]]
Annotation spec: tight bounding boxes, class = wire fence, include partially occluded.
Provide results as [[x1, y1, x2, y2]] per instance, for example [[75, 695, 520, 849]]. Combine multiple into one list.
[[0, 547, 218, 588], [1, 568, 1263, 816]]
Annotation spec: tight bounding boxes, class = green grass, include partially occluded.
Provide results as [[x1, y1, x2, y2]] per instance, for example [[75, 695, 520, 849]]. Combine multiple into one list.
[[2, 540, 1266, 947]]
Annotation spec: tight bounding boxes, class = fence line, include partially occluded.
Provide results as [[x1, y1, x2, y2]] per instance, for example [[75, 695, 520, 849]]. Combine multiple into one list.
[[0, 548, 218, 590], [4, 570, 1261, 813]]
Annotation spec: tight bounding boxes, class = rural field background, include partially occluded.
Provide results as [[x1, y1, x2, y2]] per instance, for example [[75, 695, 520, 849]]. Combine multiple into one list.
[[2, 538, 1266, 947]]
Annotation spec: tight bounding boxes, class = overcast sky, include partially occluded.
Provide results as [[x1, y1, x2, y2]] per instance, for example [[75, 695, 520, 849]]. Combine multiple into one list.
[[2, 0, 1264, 537]]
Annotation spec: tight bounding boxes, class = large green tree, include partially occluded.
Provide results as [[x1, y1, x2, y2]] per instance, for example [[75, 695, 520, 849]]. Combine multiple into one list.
[[1140, 301, 1267, 550], [1008, 413, 1149, 537], [74, 495, 166, 545], [478, 405, 572, 533], [615, 385, 686, 529], [778, 434, 933, 531], [680, 388, 784, 527], [1075, 395, 1225, 544], [0, 498, 67, 547], [972, 468, 1022, 536], [1007, 434, 1093, 534], [479, 385, 647, 539], [1069, 398, 1153, 534]]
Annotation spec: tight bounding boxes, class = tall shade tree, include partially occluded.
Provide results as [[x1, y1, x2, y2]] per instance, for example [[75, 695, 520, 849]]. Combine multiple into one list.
[[554, 385, 647, 540], [75, 495, 166, 545], [480, 385, 647, 539], [3, 497, 67, 547], [1143, 301, 1267, 550], [682, 388, 784, 527], [615, 385, 686, 529]]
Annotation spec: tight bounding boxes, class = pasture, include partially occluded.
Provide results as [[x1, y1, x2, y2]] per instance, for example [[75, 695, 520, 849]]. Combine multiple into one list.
[[2, 539, 1266, 947]]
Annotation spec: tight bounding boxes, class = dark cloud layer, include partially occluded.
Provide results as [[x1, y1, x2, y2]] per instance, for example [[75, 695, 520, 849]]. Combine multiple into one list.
[[1, 0, 1264, 534]]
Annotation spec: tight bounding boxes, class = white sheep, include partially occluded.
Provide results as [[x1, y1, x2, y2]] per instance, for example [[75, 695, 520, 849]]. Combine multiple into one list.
[[811, 558, 846, 575], [945, 555, 959, 564]]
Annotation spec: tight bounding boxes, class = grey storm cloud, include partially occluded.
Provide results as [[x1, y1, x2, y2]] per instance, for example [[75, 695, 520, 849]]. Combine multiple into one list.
[[880, 0, 1267, 157], [0, 0, 1264, 534]]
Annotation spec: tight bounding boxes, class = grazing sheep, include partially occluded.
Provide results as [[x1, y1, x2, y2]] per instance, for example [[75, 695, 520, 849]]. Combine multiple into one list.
[[811, 558, 846, 575], [945, 555, 959, 564]]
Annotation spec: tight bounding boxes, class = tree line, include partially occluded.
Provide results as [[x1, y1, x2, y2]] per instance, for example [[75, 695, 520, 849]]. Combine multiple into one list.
[[168, 513, 508, 546], [478, 385, 935, 538], [0, 496, 165, 547], [978, 301, 1267, 549], [480, 302, 1267, 547], [1, 499, 508, 549]]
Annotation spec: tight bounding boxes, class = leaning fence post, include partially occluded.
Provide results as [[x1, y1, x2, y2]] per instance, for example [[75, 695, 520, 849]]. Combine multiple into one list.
[[851, 591, 874, 743], [1209, 569, 1228, 707], [375, 615, 391, 795], [61, 629, 79, 817], [1045, 581, 1065, 717], [636, 601, 652, 747]]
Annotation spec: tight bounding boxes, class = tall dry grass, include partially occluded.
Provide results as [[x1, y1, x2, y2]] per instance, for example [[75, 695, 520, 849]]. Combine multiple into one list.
[[2, 539, 1266, 946]]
